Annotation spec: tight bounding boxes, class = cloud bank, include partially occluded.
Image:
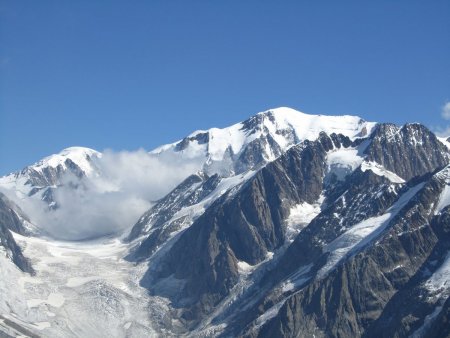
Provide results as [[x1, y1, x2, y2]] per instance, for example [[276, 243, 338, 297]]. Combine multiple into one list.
[[4, 149, 202, 240]]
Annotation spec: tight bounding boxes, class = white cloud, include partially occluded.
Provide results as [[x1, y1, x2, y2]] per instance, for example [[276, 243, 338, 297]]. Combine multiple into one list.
[[434, 125, 450, 138], [433, 101, 450, 138], [3, 149, 203, 240], [442, 102, 450, 120]]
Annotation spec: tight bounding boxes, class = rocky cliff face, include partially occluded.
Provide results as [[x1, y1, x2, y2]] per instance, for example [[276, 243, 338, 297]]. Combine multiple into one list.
[[251, 168, 450, 338], [0, 193, 33, 273], [126, 172, 222, 258], [230, 126, 449, 338], [364, 123, 448, 180], [138, 133, 369, 327]]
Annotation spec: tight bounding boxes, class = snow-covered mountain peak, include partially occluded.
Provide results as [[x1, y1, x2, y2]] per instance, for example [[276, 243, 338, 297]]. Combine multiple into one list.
[[0, 146, 101, 198], [33, 146, 101, 176], [249, 106, 375, 138], [150, 107, 376, 176]]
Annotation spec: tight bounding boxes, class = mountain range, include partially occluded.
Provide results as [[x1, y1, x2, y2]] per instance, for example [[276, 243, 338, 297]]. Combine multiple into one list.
[[0, 107, 449, 337]]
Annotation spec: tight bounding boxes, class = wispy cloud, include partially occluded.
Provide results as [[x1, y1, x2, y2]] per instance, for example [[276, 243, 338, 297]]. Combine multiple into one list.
[[442, 101, 450, 120]]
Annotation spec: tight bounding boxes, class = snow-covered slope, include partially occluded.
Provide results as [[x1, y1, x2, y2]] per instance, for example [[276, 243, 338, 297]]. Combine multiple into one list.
[[438, 136, 450, 151], [31, 147, 100, 176]]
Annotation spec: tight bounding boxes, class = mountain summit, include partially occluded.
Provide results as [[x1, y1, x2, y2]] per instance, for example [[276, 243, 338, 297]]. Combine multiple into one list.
[[151, 107, 376, 176]]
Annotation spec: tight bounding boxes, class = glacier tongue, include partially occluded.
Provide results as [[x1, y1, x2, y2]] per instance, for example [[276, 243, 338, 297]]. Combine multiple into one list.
[[1, 233, 160, 337]]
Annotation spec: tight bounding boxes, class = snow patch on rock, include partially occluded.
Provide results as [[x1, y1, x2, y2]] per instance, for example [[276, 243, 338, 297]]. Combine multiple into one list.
[[286, 197, 323, 240], [424, 250, 450, 298], [361, 161, 405, 183], [327, 147, 364, 181], [435, 165, 450, 214], [319, 182, 425, 277]]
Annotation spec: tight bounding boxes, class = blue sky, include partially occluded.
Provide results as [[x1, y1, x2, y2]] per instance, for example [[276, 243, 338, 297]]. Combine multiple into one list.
[[1, 1, 449, 175]]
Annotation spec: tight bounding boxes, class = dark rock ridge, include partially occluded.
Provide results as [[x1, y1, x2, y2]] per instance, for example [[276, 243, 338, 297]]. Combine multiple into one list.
[[127, 172, 221, 259], [0, 193, 31, 236], [364, 123, 448, 180], [0, 192, 33, 273]]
